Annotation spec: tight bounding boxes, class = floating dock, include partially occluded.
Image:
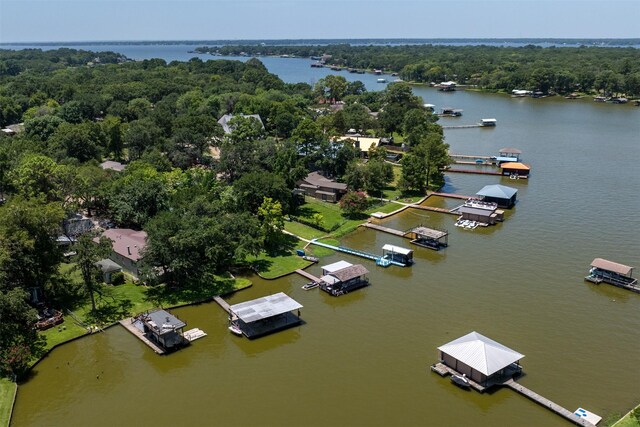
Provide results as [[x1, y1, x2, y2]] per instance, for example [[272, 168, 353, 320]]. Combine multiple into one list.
[[183, 328, 207, 342], [410, 205, 459, 215]]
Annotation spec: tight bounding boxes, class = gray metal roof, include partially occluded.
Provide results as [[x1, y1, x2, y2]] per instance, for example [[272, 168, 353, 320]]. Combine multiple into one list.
[[411, 226, 448, 239], [476, 184, 518, 200], [438, 331, 524, 376], [217, 114, 264, 134], [459, 206, 494, 217], [145, 309, 186, 334], [230, 292, 302, 324]]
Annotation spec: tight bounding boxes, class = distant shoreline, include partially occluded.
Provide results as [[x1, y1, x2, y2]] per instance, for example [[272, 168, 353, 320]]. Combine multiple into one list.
[[2, 38, 640, 48]]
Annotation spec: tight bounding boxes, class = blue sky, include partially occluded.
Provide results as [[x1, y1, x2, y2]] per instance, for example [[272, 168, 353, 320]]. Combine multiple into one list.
[[1, 0, 638, 43]]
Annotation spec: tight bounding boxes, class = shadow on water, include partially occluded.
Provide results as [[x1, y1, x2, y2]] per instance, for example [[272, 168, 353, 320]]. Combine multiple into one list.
[[233, 323, 304, 357]]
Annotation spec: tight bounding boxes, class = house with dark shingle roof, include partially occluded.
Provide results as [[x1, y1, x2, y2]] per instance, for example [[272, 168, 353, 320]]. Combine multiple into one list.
[[297, 171, 348, 203]]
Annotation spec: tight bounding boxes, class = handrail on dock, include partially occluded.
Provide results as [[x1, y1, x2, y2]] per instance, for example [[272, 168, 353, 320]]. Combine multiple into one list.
[[309, 239, 406, 267]]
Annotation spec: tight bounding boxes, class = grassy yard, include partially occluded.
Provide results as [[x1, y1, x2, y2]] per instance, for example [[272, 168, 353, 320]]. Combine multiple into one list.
[[283, 221, 326, 240], [613, 405, 640, 427], [39, 266, 253, 353], [0, 377, 16, 427]]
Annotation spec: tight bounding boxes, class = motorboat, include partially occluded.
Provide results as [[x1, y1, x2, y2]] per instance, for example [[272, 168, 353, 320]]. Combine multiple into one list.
[[302, 255, 319, 263], [377, 78, 387, 83], [302, 281, 319, 291], [451, 373, 471, 389], [228, 323, 242, 336]]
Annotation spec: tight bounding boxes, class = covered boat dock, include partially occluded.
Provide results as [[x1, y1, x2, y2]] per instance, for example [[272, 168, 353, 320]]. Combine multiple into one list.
[[229, 292, 303, 339], [501, 162, 531, 179], [320, 263, 370, 296], [476, 184, 518, 208], [381, 244, 414, 265], [405, 226, 449, 250], [585, 258, 638, 292]]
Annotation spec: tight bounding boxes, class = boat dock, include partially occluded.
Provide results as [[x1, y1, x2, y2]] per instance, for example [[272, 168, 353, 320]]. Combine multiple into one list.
[[431, 362, 595, 426], [410, 205, 459, 215], [504, 379, 595, 427], [295, 269, 322, 282], [118, 318, 165, 355], [361, 222, 406, 236], [309, 239, 406, 267], [446, 168, 502, 176], [442, 124, 482, 129], [449, 154, 492, 161], [430, 192, 475, 200], [213, 296, 231, 314]]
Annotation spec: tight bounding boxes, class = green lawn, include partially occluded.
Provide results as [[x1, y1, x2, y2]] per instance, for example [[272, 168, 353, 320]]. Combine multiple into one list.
[[613, 405, 640, 427], [284, 221, 326, 240], [40, 317, 90, 350], [0, 377, 16, 427]]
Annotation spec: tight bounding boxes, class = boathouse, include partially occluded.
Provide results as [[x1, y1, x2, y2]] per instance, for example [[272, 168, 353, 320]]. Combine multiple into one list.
[[586, 258, 638, 291], [382, 244, 414, 265], [320, 264, 370, 296], [500, 162, 530, 178], [136, 309, 187, 351], [297, 171, 348, 203], [498, 148, 522, 161], [437, 331, 524, 387], [229, 292, 303, 339], [456, 200, 504, 226], [476, 184, 518, 208], [406, 226, 449, 250], [480, 118, 497, 127]]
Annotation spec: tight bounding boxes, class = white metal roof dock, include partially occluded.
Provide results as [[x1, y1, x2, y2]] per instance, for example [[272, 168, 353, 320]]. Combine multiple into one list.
[[438, 331, 524, 376], [322, 260, 353, 275], [230, 292, 302, 324], [381, 244, 413, 255]]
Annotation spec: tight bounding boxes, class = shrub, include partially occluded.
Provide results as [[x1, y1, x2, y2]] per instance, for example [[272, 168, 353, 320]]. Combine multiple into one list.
[[110, 271, 125, 286]]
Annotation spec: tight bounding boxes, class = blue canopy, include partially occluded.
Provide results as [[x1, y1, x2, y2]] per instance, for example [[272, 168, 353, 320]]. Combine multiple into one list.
[[476, 184, 518, 199]]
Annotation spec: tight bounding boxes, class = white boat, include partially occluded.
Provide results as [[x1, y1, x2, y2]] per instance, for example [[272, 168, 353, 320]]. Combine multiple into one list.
[[302, 281, 319, 290], [228, 323, 242, 336], [377, 78, 387, 83], [451, 373, 471, 388]]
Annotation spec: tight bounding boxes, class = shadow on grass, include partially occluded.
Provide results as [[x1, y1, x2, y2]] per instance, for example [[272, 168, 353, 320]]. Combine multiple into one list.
[[265, 234, 299, 257], [293, 205, 320, 219], [85, 298, 134, 325], [144, 278, 236, 308]]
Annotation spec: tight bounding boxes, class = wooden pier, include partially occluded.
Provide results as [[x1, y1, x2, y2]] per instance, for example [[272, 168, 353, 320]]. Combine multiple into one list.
[[361, 222, 406, 236], [213, 296, 231, 314], [430, 192, 475, 200], [446, 168, 502, 176], [410, 205, 459, 215], [431, 362, 595, 427], [295, 269, 322, 282], [449, 153, 492, 160], [504, 379, 595, 427], [442, 124, 482, 129], [118, 318, 165, 355]]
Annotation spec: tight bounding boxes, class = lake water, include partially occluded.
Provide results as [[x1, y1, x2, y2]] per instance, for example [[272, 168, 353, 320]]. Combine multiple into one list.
[[9, 46, 640, 427]]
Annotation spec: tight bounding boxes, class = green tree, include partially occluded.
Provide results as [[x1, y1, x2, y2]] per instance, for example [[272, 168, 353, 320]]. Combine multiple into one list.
[[73, 233, 112, 312], [48, 121, 104, 162], [339, 191, 369, 217], [292, 118, 323, 156], [258, 197, 285, 251], [0, 288, 45, 378]]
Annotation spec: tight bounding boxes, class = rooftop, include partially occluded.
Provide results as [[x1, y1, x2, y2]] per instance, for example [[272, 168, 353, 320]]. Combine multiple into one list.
[[476, 184, 518, 199], [500, 162, 531, 171], [336, 135, 380, 153], [498, 147, 522, 155], [302, 171, 348, 191], [591, 258, 634, 276], [382, 244, 413, 256], [459, 206, 494, 217], [100, 160, 126, 172], [438, 331, 524, 376], [102, 228, 147, 261], [328, 264, 369, 282], [144, 309, 186, 335], [229, 292, 303, 324], [217, 114, 264, 134], [411, 226, 448, 239], [322, 260, 353, 273]]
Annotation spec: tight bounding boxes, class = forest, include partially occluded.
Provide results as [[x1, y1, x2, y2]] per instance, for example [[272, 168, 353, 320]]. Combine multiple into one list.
[[199, 44, 640, 96], [0, 48, 448, 377]]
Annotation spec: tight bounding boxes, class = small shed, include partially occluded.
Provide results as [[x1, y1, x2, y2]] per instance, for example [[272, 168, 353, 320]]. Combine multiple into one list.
[[438, 331, 524, 386], [95, 258, 123, 284], [382, 244, 414, 265], [229, 292, 303, 338], [476, 184, 518, 208], [501, 162, 530, 178]]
